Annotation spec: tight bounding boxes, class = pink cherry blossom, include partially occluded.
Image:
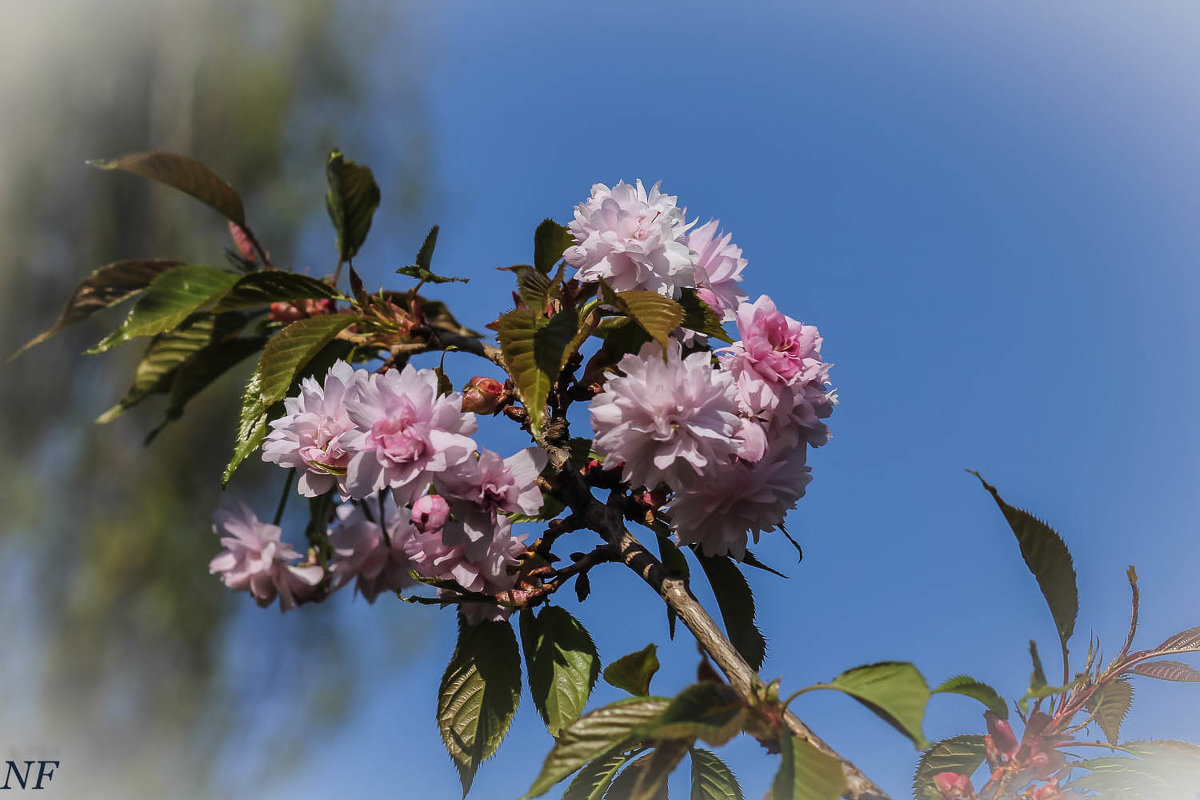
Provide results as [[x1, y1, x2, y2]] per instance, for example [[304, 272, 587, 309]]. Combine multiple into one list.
[[565, 180, 696, 297], [686, 219, 748, 322], [590, 340, 743, 491], [262, 360, 366, 497], [404, 518, 527, 624], [439, 447, 547, 559], [411, 493, 451, 534], [341, 364, 478, 502], [668, 441, 812, 559], [327, 497, 418, 603], [208, 500, 323, 611]]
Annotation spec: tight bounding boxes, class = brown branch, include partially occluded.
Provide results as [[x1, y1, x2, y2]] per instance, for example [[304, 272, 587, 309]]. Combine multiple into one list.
[[556, 468, 891, 800]]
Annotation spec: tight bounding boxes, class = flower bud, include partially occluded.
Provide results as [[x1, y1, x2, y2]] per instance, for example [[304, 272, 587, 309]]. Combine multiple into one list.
[[932, 772, 973, 798], [269, 301, 307, 324], [462, 376, 505, 414], [985, 711, 1019, 760], [411, 494, 450, 533]]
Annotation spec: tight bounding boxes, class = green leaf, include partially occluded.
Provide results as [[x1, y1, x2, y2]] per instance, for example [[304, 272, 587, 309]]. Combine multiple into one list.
[[612, 289, 684, 352], [512, 266, 554, 313], [912, 735, 987, 800], [604, 644, 660, 697], [563, 748, 641, 800], [15, 259, 182, 356], [630, 740, 690, 800], [932, 675, 1008, 720], [223, 371, 272, 486], [690, 748, 745, 800], [256, 314, 361, 409], [1086, 677, 1134, 745], [89, 151, 246, 226], [809, 662, 930, 748], [324, 150, 380, 262], [89, 265, 240, 353], [971, 472, 1078, 652], [397, 227, 469, 284], [507, 495, 566, 524], [1129, 660, 1200, 682], [678, 288, 733, 343], [606, 755, 667, 800], [519, 606, 601, 736], [524, 696, 670, 798], [638, 682, 746, 747], [1153, 626, 1200, 656], [696, 554, 766, 672], [160, 336, 266, 426], [534, 219, 574, 274], [437, 616, 522, 797], [212, 271, 340, 311], [770, 734, 847, 800], [496, 305, 579, 439]]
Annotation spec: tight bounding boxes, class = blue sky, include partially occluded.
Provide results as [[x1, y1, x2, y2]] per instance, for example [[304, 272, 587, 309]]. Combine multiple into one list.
[[262, 3, 1200, 798]]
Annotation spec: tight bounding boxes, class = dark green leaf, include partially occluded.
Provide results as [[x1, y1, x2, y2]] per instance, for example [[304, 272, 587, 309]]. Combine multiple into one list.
[[740, 550, 788, 579], [496, 305, 579, 439], [438, 616, 522, 796], [606, 755, 667, 800], [524, 696, 670, 798], [770, 734, 847, 800], [324, 150, 380, 262], [912, 735, 986, 800], [535, 219, 574, 275], [397, 264, 470, 285], [638, 682, 746, 747], [932, 675, 1008, 720], [160, 336, 266, 427], [630, 740, 690, 800], [598, 317, 654, 363], [1086, 677, 1134, 745], [1129, 660, 1200, 682], [563, 748, 641, 800], [678, 289, 733, 343], [89, 151, 246, 225], [212, 271, 340, 311], [604, 644, 660, 697], [697, 554, 766, 672], [810, 662, 930, 748], [15, 259, 182, 356], [519, 606, 601, 736], [971, 472, 1078, 652], [89, 265, 240, 353], [690, 748, 745, 800]]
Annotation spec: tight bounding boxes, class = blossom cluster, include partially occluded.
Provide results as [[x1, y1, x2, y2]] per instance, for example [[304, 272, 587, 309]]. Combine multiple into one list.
[[210, 361, 544, 619], [573, 182, 835, 559]]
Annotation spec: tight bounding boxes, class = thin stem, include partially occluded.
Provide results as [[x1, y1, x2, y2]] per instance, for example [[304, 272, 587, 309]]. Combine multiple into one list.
[[273, 468, 296, 526]]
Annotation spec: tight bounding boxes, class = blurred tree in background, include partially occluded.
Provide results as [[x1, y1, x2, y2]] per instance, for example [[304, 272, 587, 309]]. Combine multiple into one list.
[[0, 1, 430, 796]]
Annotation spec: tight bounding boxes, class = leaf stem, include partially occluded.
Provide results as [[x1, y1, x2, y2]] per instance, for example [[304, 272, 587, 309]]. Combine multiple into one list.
[[273, 468, 296, 526]]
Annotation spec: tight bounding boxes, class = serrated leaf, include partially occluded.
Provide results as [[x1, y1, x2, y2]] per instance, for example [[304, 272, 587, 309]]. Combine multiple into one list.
[[933, 675, 1008, 720], [912, 735, 986, 800], [1153, 626, 1200, 656], [771, 734, 847, 800], [223, 371, 271, 486], [525, 696, 670, 798], [630, 740, 690, 800], [397, 264, 470, 285], [1086, 677, 1134, 745], [497, 305, 579, 439], [324, 150, 380, 262], [535, 219, 574, 275], [697, 554, 766, 672], [606, 754, 667, 800], [89, 265, 240, 353], [438, 616, 522, 796], [810, 662, 930, 748], [563, 748, 641, 800], [89, 151, 245, 225], [15, 259, 182, 356], [511, 265, 554, 313], [638, 683, 746, 747], [160, 336, 266, 426], [678, 288, 733, 343], [212, 271, 340, 311], [614, 290, 684, 352], [740, 550, 788, 579], [519, 606, 600, 736], [972, 472, 1078, 652], [256, 314, 360, 408], [690, 748, 744, 800], [1129, 660, 1200, 682], [604, 644, 660, 697]]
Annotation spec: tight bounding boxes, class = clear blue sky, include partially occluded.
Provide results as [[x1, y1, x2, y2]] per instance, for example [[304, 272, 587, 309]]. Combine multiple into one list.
[[265, 3, 1200, 798]]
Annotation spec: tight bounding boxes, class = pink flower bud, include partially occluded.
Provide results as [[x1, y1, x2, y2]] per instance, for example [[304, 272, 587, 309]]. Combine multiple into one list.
[[933, 772, 973, 798], [1029, 783, 1063, 800], [269, 301, 307, 324], [985, 711, 1019, 759], [461, 376, 505, 414], [411, 494, 450, 533]]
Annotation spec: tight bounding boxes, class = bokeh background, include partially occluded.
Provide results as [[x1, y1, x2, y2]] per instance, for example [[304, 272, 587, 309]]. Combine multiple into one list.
[[3, 2, 1200, 798]]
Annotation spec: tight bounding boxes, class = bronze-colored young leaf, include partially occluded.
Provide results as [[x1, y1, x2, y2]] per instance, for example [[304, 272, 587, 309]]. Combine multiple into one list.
[[912, 735, 987, 800], [696, 554, 766, 672], [638, 682, 746, 747], [1152, 626, 1200, 657], [1086, 677, 1134, 746], [770, 734, 847, 800], [603, 644, 660, 697], [932, 675, 1008, 720], [524, 696, 670, 798], [496, 305, 579, 439], [690, 748, 745, 800], [678, 288, 733, 343], [89, 265, 240, 353], [324, 150, 381, 262], [562, 747, 641, 800], [519, 606, 601, 736], [89, 151, 246, 226], [534, 219, 574, 275], [1129, 660, 1200, 683], [438, 616, 522, 797], [808, 662, 931, 748], [15, 259, 182, 356], [212, 271, 341, 311], [971, 472, 1078, 655]]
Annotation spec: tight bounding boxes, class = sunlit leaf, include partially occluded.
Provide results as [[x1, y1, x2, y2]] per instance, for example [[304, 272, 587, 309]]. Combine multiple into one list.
[[638, 682, 746, 747], [562, 748, 641, 800], [604, 644, 660, 697], [534, 219, 574, 275], [496, 305, 578, 439], [770, 733, 846, 800], [89, 151, 246, 225], [1086, 677, 1134, 745], [912, 735, 987, 800], [324, 149, 380, 262], [690, 748, 745, 800], [678, 288, 733, 343], [519, 606, 600, 736], [808, 662, 930, 748], [255, 314, 360, 408], [932, 675, 1008, 720], [212, 271, 340, 311], [1153, 627, 1200, 657]]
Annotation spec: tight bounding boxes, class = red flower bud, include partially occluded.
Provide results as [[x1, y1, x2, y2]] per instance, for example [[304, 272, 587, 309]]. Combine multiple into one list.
[[1029, 782, 1064, 800], [933, 771, 973, 798], [461, 376, 505, 414], [269, 301, 306, 324], [985, 711, 1019, 760]]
